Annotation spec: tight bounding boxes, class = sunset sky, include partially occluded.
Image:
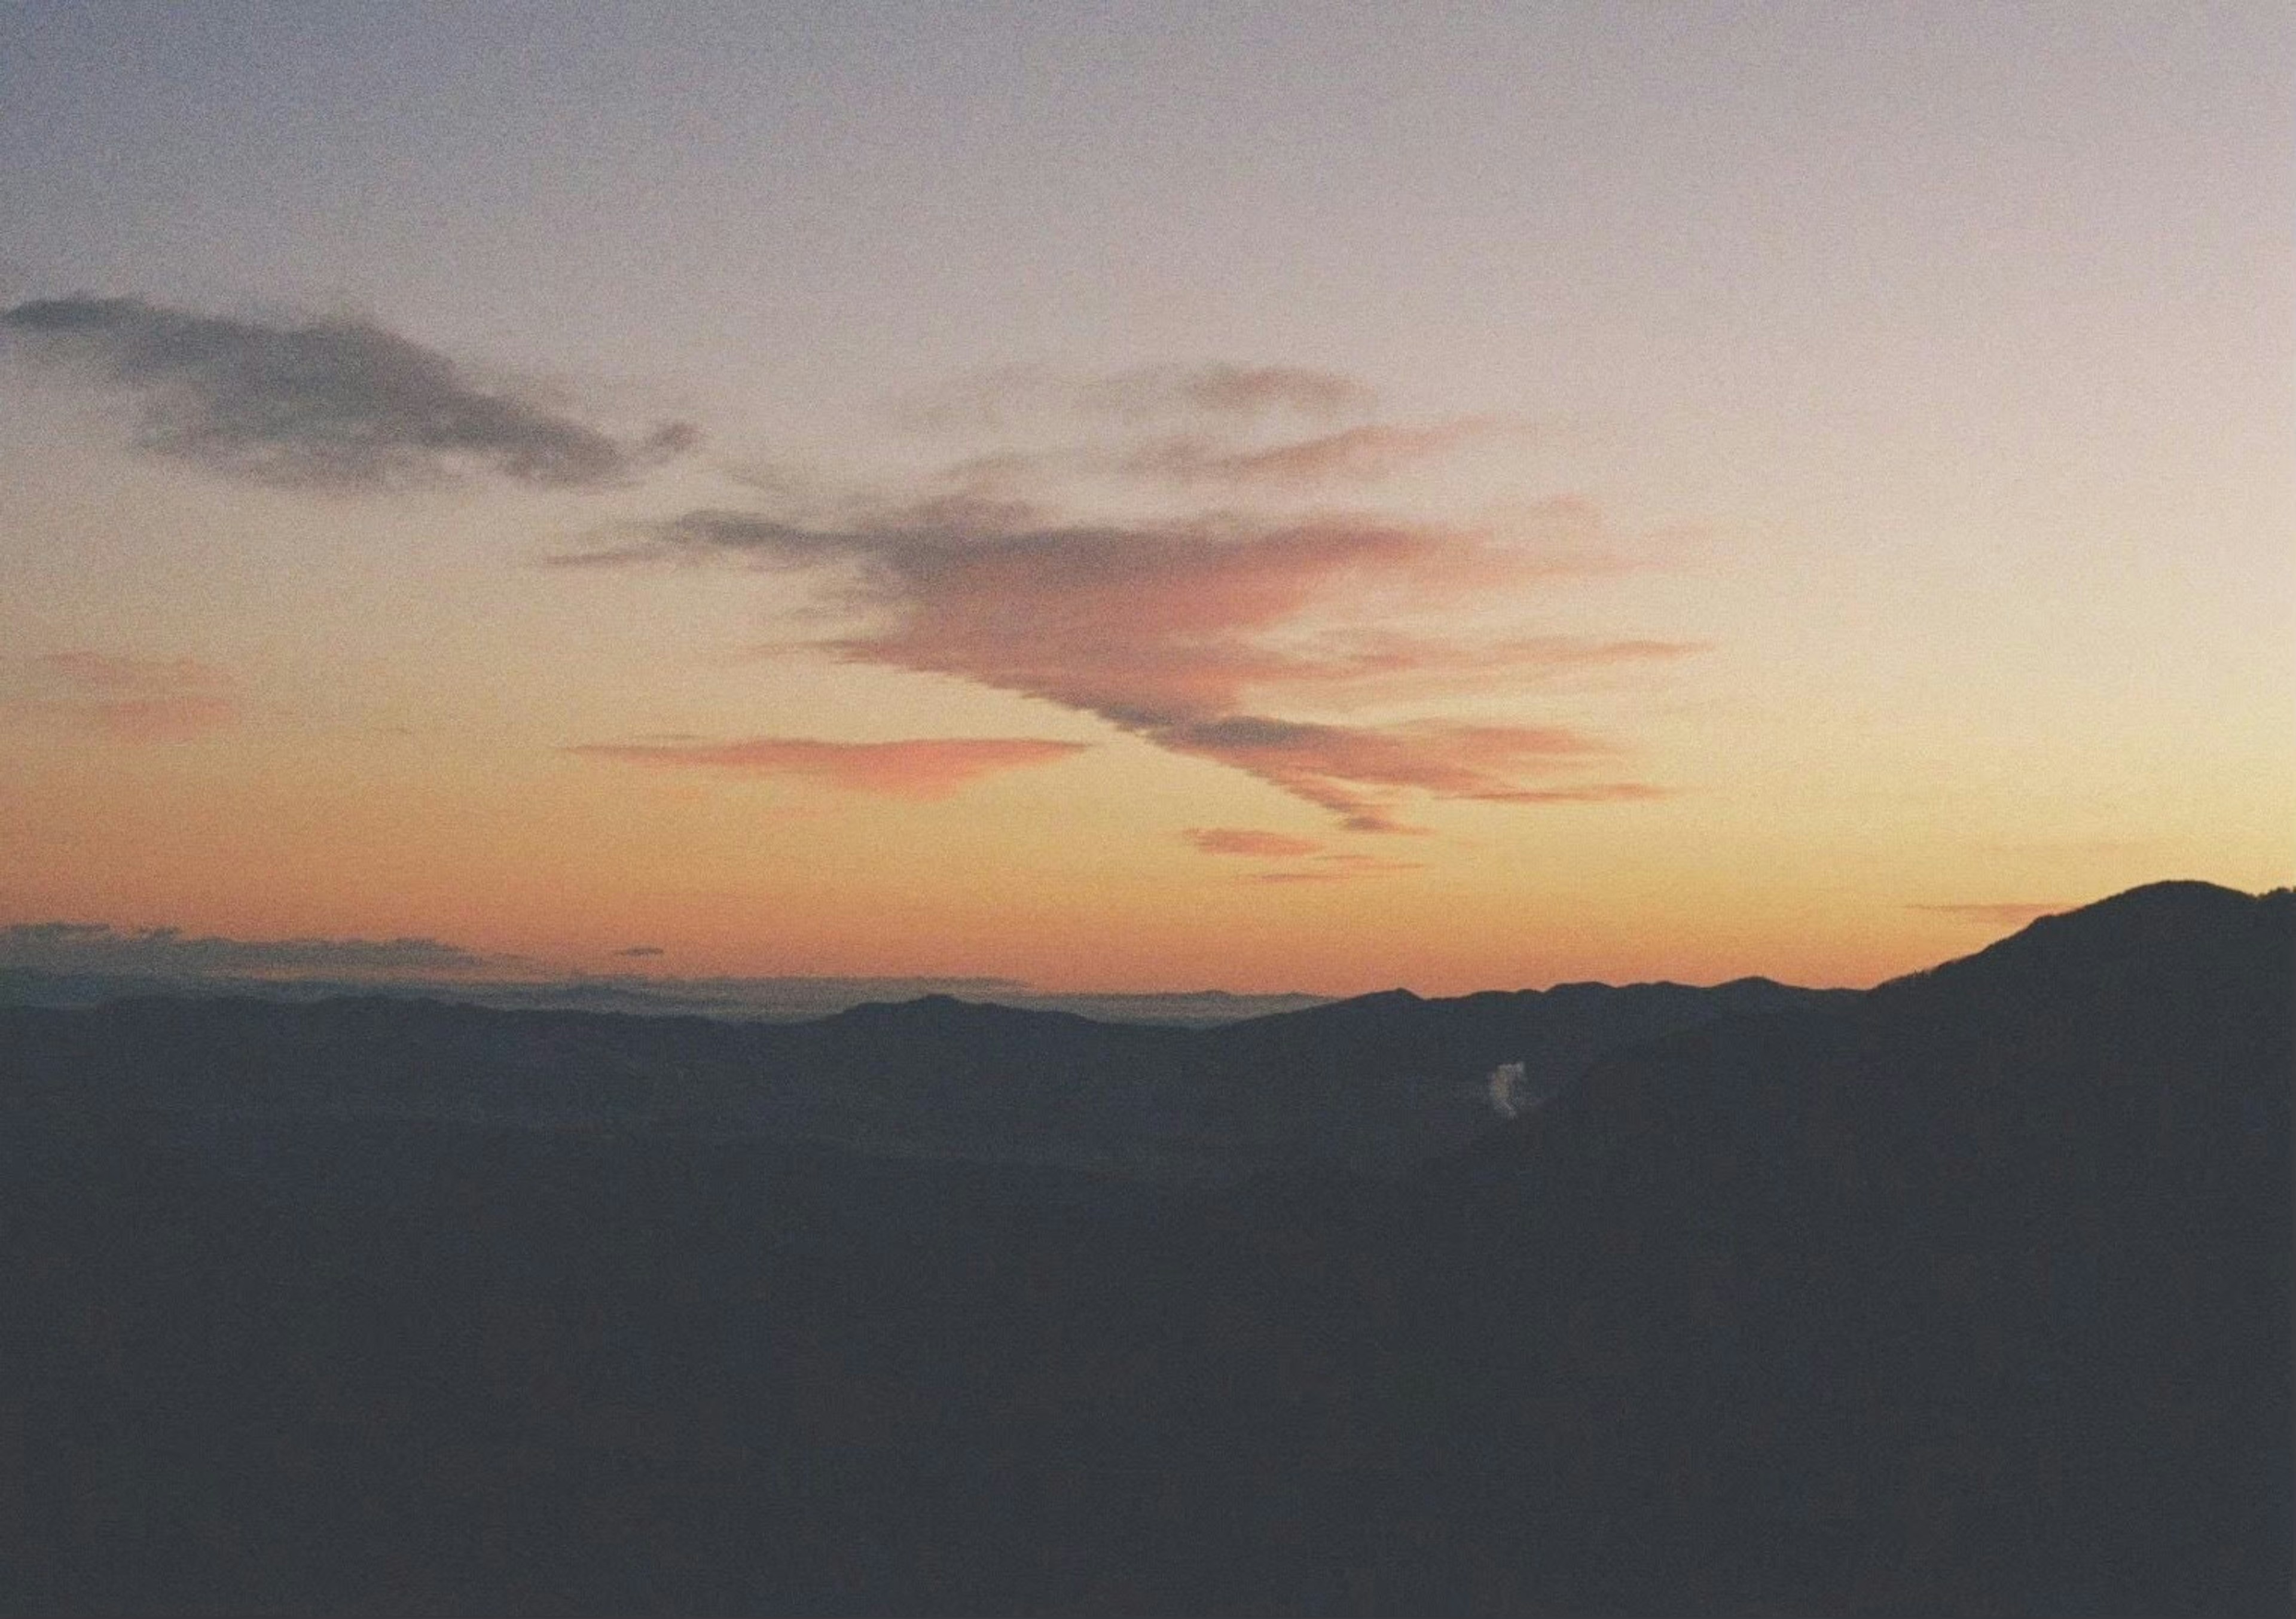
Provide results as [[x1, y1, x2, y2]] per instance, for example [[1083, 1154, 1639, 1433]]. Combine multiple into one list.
[[2, 2, 2289, 997]]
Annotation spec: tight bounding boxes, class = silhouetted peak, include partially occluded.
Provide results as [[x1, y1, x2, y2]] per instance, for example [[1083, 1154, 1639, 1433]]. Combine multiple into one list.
[[2048, 877, 2258, 922], [817, 994, 1092, 1032], [1876, 879, 2289, 1007], [834, 992, 977, 1017]]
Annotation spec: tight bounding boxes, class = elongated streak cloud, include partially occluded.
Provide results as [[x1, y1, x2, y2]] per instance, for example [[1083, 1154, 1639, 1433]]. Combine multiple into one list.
[[1909, 902, 2068, 927], [1185, 827, 1327, 857], [569, 736, 1090, 799], [1125, 418, 1510, 487], [15, 650, 237, 741], [907, 361, 1378, 432]]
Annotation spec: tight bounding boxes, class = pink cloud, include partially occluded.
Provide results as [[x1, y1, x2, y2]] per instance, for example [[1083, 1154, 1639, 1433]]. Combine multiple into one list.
[[1269, 634, 1703, 708], [1184, 827, 1327, 858], [1127, 418, 1513, 488], [569, 735, 1090, 799], [557, 484, 1686, 827], [18, 651, 238, 741], [1091, 363, 1376, 423], [1238, 853, 1425, 884], [38, 652, 228, 692], [1153, 716, 1620, 832], [1312, 851, 1428, 872], [1473, 781, 1673, 804], [80, 694, 240, 742]]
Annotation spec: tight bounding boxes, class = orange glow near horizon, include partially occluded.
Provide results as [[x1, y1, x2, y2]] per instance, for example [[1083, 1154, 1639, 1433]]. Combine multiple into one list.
[[2, 686, 2284, 997], [2, 8, 2289, 1000]]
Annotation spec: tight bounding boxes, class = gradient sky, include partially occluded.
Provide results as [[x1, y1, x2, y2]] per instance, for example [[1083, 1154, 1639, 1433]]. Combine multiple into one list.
[[2, 1, 2289, 996]]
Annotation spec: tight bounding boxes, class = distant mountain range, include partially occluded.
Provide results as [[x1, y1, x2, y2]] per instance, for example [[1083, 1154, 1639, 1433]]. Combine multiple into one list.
[[0, 881, 2285, 1615], [0, 958, 1331, 1028], [0, 960, 1848, 1178]]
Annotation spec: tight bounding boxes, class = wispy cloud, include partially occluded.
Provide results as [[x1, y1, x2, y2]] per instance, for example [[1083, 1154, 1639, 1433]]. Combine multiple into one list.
[[901, 361, 1378, 434], [1184, 827, 1327, 858], [13, 651, 237, 741], [1908, 901, 2068, 927], [1151, 714, 1614, 833], [1310, 851, 1427, 873], [1473, 781, 1673, 804], [36, 652, 219, 693], [0, 921, 492, 976], [567, 735, 1091, 799], [1, 295, 698, 491], [1121, 417, 1516, 488], [1236, 856, 1425, 884], [1238, 862, 1426, 885], [927, 417, 1525, 499], [1183, 827, 1424, 880], [1083, 362, 1379, 424]]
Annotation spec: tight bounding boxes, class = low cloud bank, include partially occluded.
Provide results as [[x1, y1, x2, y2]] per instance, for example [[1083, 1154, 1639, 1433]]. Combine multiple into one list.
[[0, 921, 491, 976]]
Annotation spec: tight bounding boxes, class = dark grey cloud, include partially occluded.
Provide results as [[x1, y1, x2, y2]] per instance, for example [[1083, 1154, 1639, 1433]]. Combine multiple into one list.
[[0, 921, 493, 975], [0, 295, 698, 491]]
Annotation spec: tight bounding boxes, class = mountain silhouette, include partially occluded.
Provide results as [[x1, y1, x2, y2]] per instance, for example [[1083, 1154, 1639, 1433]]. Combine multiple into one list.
[[0, 883, 2283, 1614], [0, 969, 1847, 1178], [1373, 878, 2292, 1613]]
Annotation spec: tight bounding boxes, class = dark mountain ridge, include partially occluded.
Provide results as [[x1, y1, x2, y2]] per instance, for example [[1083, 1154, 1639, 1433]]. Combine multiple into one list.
[[1362, 878, 2292, 1613], [0, 967, 1853, 1178]]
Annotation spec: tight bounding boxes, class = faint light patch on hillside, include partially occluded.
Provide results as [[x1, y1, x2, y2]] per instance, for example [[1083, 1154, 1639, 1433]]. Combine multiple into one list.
[[1485, 1058, 1573, 1119]]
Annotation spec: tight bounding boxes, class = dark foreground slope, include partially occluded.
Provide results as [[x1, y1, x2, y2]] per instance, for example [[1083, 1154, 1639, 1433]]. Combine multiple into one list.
[[1361, 880, 2292, 1614], [0, 884, 2285, 1615]]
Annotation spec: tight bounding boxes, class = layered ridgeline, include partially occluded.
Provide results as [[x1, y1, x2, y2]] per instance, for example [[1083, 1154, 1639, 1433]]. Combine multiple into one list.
[[0, 882, 2286, 1615], [0, 967, 1845, 1178]]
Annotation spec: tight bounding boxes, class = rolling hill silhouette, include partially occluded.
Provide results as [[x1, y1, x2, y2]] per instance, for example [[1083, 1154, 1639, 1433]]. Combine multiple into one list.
[[0, 970, 1848, 1178], [1361, 879, 2291, 1612], [0, 883, 2284, 1614]]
